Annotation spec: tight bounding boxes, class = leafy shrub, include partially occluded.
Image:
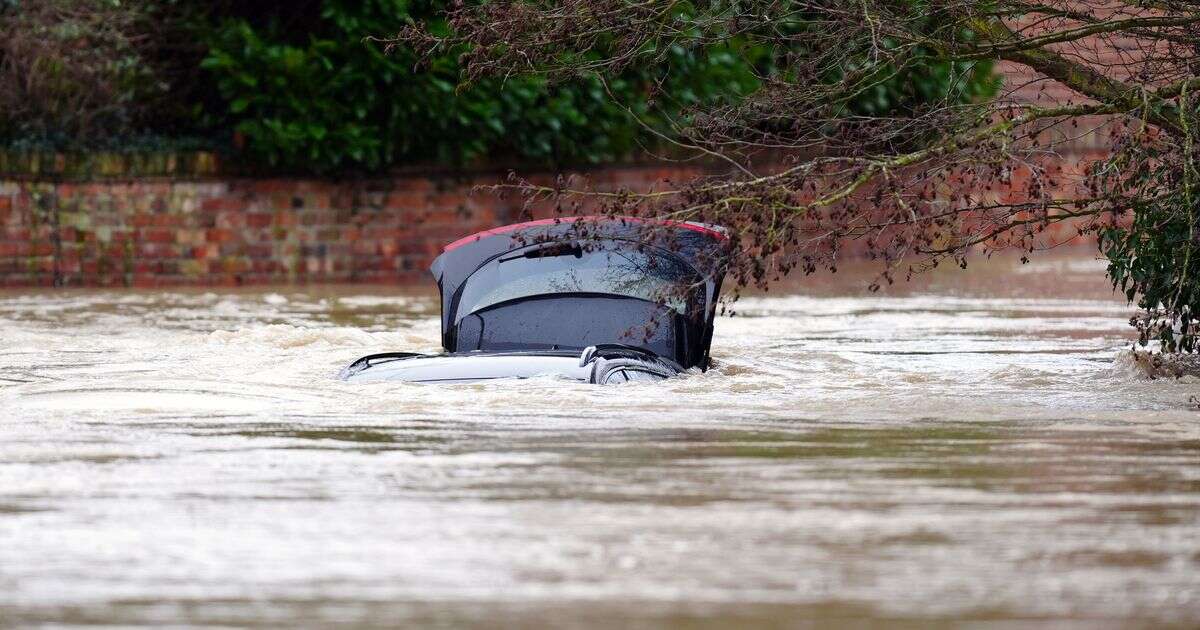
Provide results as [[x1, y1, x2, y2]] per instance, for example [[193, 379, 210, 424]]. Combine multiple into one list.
[[0, 0, 163, 145], [1, 0, 998, 172], [198, 0, 760, 172], [0, 0, 219, 151], [1095, 92, 1200, 353], [1100, 168, 1200, 353]]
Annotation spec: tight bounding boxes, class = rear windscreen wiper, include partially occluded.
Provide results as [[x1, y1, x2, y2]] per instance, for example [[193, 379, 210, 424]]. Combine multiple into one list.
[[499, 242, 583, 262]]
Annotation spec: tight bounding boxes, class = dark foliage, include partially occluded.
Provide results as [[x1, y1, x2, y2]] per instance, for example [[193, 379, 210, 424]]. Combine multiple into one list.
[[1, 0, 995, 173], [0, 0, 158, 146], [197, 0, 770, 172]]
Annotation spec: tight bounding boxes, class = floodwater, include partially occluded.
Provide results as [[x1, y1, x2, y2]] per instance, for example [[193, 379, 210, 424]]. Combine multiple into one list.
[[0, 253, 1197, 628]]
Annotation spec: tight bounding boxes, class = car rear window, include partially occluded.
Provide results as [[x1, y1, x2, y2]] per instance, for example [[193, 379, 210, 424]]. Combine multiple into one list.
[[455, 244, 703, 321]]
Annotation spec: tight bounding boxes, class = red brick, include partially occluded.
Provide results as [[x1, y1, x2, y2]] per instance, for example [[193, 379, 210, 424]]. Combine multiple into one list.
[[0, 242, 29, 257], [246, 179, 289, 194], [352, 241, 378, 256], [245, 244, 273, 259], [4, 227, 29, 241], [391, 178, 435, 194], [221, 258, 250, 273], [138, 243, 179, 259], [215, 210, 246, 230], [143, 229, 174, 244], [251, 259, 280, 273], [245, 213, 273, 228], [272, 210, 297, 228], [152, 213, 183, 228], [202, 198, 247, 213], [191, 243, 220, 259], [206, 228, 235, 243], [270, 193, 294, 211]]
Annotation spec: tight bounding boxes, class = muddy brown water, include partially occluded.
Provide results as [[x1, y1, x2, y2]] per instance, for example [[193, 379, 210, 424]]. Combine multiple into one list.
[[0, 254, 1197, 628]]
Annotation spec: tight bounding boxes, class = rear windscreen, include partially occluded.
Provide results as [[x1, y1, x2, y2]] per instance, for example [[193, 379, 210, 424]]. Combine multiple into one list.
[[455, 244, 703, 322]]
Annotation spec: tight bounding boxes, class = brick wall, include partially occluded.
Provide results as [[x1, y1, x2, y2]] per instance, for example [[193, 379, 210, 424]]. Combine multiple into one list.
[[0, 158, 1103, 289], [0, 165, 705, 288]]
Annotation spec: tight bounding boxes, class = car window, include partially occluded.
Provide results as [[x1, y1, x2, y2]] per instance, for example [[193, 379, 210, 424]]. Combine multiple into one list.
[[604, 370, 629, 384], [601, 368, 665, 385], [456, 245, 702, 322], [621, 369, 661, 382]]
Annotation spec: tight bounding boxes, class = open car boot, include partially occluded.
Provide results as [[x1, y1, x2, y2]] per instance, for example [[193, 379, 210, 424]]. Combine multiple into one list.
[[340, 216, 729, 384]]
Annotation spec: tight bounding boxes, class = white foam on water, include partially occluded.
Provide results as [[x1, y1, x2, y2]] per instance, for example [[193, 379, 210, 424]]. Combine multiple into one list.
[[15, 388, 279, 413], [207, 324, 398, 349]]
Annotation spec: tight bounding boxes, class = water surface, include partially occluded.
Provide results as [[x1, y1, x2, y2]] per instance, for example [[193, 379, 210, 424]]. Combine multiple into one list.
[[0, 254, 1197, 628]]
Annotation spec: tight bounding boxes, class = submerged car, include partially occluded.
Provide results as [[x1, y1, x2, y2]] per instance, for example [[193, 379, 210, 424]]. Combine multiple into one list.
[[340, 216, 729, 384]]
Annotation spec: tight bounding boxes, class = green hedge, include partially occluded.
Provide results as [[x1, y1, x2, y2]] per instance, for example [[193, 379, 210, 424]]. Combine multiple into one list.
[[198, 0, 760, 173], [1, 0, 999, 175]]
